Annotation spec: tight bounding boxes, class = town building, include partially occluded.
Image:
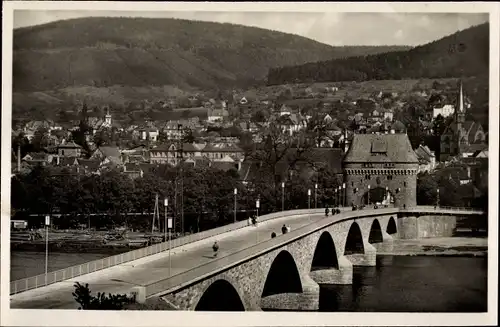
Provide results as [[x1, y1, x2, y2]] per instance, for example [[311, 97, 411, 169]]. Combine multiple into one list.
[[343, 133, 419, 208]]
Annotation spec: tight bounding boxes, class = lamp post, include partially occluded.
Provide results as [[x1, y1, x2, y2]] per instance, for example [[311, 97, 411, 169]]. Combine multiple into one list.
[[164, 198, 168, 242], [368, 185, 371, 205], [314, 183, 318, 209], [256, 196, 260, 219], [385, 186, 389, 204], [437, 188, 440, 208], [281, 182, 285, 212], [166, 198, 172, 277], [44, 215, 50, 285], [308, 189, 311, 209], [335, 188, 338, 207], [342, 183, 346, 207], [234, 188, 237, 223], [338, 185, 341, 207]]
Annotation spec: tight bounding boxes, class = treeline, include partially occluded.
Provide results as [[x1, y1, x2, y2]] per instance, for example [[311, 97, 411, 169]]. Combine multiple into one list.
[[11, 161, 340, 233], [267, 23, 489, 85]]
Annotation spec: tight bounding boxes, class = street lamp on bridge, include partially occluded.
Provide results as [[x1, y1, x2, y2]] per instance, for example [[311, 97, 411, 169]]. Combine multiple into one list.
[[307, 189, 311, 209], [256, 196, 260, 219], [338, 185, 341, 207], [314, 183, 318, 209], [234, 188, 237, 223], [335, 188, 338, 207], [342, 183, 346, 207], [281, 182, 285, 212], [164, 198, 172, 277], [437, 188, 440, 208], [367, 185, 371, 205], [44, 215, 50, 285]]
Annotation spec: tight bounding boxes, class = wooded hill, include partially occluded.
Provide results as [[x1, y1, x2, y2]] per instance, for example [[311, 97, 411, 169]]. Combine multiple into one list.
[[13, 17, 410, 93], [267, 23, 489, 85]]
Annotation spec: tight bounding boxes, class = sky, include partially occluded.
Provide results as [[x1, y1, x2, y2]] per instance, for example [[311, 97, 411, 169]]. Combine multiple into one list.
[[13, 11, 489, 46]]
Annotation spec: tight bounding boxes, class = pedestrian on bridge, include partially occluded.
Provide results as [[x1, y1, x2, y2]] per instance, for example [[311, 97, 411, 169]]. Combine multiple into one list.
[[325, 207, 330, 217], [212, 241, 219, 257]]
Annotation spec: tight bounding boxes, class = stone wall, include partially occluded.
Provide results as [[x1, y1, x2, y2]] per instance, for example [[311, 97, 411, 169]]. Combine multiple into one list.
[[397, 214, 458, 239]]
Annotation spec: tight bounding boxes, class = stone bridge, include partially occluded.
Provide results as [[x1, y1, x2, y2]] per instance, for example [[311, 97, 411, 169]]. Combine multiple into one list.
[[134, 206, 485, 312]]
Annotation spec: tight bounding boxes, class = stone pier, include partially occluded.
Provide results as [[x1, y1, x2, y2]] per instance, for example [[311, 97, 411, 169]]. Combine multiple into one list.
[[260, 274, 319, 311], [309, 256, 353, 285], [345, 243, 377, 266]]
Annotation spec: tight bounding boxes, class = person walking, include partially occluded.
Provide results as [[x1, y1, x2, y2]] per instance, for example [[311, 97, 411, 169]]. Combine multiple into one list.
[[325, 206, 330, 217], [212, 241, 219, 257], [281, 224, 288, 234]]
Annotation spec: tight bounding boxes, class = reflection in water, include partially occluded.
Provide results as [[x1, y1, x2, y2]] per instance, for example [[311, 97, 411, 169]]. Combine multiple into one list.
[[319, 255, 487, 312]]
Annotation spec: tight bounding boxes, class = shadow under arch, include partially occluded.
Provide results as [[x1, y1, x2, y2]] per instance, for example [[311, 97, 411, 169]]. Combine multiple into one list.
[[344, 222, 364, 255], [368, 219, 383, 244], [311, 231, 339, 271], [195, 279, 245, 311], [387, 216, 397, 235], [261, 250, 303, 297]]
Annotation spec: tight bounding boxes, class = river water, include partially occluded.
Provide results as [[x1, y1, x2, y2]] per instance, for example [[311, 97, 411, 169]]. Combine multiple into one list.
[[11, 252, 487, 312], [319, 255, 487, 312]]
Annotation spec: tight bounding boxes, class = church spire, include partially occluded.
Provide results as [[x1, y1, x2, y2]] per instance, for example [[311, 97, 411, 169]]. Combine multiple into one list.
[[458, 80, 465, 114], [455, 80, 465, 157]]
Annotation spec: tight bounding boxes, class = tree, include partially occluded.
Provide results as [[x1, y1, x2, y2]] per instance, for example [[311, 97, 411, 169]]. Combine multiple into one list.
[[417, 172, 438, 205], [72, 282, 135, 310]]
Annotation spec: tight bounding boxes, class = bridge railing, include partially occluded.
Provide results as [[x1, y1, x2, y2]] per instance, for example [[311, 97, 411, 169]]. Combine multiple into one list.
[[10, 208, 324, 295], [404, 206, 484, 212]]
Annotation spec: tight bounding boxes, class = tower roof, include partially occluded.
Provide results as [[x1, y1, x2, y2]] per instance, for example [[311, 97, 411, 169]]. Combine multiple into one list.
[[343, 134, 418, 163], [457, 80, 465, 114]]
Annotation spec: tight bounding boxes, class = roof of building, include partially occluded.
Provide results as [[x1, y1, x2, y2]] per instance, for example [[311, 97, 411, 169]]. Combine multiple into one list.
[[57, 141, 82, 149], [23, 152, 49, 161], [97, 146, 120, 158], [78, 159, 101, 171], [344, 134, 419, 163], [391, 120, 406, 132]]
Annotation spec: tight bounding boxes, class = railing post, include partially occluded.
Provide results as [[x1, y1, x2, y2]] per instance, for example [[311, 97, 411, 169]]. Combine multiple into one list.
[[62, 270, 66, 281], [14, 282, 17, 294], [35, 276, 38, 288]]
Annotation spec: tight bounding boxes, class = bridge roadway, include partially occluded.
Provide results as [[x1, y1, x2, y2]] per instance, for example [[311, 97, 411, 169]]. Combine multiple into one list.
[[11, 210, 336, 309]]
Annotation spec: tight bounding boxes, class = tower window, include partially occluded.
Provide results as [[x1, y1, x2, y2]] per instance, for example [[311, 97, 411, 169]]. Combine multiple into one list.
[[387, 175, 393, 180], [404, 181, 407, 187]]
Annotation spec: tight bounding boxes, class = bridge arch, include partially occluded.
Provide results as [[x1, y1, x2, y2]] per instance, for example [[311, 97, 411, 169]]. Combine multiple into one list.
[[344, 222, 364, 255], [387, 216, 397, 235], [195, 279, 245, 311], [261, 250, 302, 297], [311, 231, 339, 271], [368, 219, 383, 244], [362, 186, 393, 205]]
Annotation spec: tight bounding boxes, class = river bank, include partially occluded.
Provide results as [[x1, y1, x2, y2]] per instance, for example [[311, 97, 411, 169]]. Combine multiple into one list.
[[378, 237, 488, 257]]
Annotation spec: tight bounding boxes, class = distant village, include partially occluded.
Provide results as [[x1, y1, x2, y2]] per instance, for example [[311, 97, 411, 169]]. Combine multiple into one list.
[[11, 81, 488, 200]]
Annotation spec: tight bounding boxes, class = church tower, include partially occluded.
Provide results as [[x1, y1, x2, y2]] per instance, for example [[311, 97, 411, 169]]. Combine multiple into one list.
[[455, 81, 466, 156], [105, 108, 112, 126]]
